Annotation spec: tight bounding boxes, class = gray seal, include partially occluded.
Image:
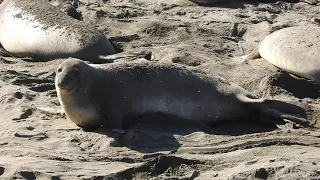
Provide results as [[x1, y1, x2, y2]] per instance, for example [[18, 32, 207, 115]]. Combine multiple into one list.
[[55, 58, 309, 130], [0, 0, 116, 62]]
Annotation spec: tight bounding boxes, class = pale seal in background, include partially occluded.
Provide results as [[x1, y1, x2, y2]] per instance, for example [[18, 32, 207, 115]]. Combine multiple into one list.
[[49, 0, 82, 20], [242, 26, 320, 83], [55, 58, 309, 130], [0, 0, 116, 62]]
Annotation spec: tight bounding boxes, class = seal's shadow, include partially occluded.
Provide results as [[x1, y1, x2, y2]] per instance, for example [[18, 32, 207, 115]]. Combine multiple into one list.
[[95, 100, 309, 153], [271, 71, 320, 99]]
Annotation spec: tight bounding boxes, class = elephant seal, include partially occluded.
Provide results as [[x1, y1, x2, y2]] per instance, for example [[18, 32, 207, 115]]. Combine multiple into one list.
[[55, 58, 309, 130], [0, 0, 115, 62], [242, 26, 320, 83]]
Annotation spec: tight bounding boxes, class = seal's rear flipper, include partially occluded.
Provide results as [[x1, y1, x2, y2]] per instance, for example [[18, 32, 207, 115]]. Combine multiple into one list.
[[254, 99, 312, 127], [92, 50, 154, 64], [259, 107, 310, 127], [236, 94, 311, 127], [241, 47, 261, 60]]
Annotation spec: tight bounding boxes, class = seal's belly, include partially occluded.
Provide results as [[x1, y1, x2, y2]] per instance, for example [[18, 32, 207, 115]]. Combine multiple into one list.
[[132, 95, 247, 123], [63, 104, 100, 127]]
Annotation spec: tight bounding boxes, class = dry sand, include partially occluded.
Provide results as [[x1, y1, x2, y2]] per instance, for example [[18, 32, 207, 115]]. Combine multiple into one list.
[[1, 0, 320, 179]]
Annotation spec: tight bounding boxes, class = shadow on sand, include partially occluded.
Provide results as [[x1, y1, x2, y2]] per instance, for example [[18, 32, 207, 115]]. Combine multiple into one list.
[[193, 0, 301, 9], [94, 99, 310, 154], [271, 71, 320, 99]]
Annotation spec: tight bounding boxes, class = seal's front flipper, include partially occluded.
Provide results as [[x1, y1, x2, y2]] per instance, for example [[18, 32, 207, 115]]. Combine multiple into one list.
[[37, 106, 65, 116], [78, 124, 102, 132], [0, 48, 13, 57], [20, 57, 37, 62]]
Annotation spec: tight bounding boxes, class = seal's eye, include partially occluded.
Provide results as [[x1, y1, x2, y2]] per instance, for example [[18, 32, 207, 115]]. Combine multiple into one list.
[[57, 68, 62, 73]]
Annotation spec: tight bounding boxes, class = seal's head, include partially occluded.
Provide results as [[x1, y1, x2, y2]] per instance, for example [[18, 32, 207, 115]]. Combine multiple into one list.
[[55, 58, 90, 92], [55, 58, 103, 130]]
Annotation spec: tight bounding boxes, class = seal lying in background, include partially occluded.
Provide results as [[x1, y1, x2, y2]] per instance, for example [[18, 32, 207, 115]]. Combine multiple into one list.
[[49, 0, 82, 20], [55, 58, 309, 130], [242, 26, 320, 83], [0, 0, 115, 62]]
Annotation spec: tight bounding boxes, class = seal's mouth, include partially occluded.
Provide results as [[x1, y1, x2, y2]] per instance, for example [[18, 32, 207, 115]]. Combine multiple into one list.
[[57, 82, 74, 92]]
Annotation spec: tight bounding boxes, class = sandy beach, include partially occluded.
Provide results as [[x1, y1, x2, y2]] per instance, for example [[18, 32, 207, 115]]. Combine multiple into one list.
[[0, 0, 320, 179]]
